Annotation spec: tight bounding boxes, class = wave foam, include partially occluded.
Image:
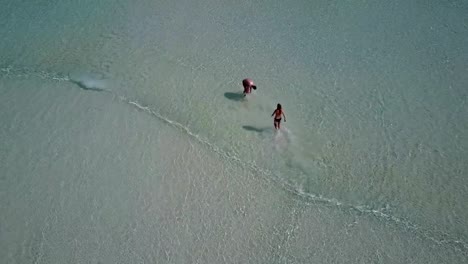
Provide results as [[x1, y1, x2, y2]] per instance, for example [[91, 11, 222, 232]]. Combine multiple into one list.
[[3, 65, 467, 256]]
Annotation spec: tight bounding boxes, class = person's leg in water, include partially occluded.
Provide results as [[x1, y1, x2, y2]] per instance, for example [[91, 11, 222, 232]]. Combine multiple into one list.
[[274, 118, 281, 130], [243, 86, 250, 97]]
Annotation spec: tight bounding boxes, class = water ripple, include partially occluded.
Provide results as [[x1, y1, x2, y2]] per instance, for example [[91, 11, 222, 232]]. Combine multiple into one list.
[[2, 65, 467, 256]]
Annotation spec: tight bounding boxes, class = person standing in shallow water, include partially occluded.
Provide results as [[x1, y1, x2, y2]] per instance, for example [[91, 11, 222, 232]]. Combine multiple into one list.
[[242, 78, 257, 96], [271, 103, 286, 130]]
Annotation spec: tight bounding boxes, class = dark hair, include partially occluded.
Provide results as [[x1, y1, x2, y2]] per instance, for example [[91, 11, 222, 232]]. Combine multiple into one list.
[[277, 103, 282, 110]]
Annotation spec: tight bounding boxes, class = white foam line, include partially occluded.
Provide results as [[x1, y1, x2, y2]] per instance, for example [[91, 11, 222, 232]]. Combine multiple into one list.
[[121, 96, 468, 256], [3, 65, 468, 256], [0, 66, 70, 82]]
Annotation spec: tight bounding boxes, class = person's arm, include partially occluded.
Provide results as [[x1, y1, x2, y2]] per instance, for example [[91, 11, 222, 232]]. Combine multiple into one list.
[[271, 110, 276, 117], [282, 111, 286, 122]]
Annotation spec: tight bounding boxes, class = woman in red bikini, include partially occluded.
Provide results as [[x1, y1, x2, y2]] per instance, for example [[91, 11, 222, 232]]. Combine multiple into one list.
[[271, 103, 286, 130]]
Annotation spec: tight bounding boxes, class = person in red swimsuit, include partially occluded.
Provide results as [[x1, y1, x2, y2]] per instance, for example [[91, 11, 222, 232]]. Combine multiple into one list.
[[242, 78, 257, 96], [271, 103, 286, 129]]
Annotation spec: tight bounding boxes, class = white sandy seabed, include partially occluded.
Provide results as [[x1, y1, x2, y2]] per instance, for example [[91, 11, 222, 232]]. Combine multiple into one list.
[[1, 0, 468, 263]]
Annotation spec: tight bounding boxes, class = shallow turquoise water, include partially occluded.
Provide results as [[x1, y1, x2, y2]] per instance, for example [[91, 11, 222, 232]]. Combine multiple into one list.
[[1, 0, 467, 263]]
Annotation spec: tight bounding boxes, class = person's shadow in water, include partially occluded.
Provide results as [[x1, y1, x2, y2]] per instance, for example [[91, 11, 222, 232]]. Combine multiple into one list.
[[242, 125, 270, 133], [224, 92, 245, 101]]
